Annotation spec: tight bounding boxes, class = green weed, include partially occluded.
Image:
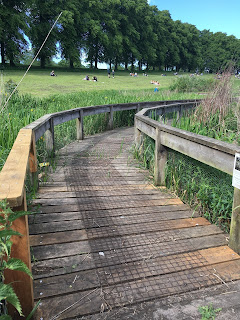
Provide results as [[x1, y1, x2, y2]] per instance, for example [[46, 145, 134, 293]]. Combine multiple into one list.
[[198, 304, 222, 320]]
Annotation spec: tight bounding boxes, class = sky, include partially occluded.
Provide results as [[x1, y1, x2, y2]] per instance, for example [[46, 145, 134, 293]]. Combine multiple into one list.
[[149, 0, 240, 39]]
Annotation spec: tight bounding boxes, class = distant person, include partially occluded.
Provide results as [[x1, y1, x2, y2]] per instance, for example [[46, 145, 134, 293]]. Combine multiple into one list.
[[112, 69, 115, 78], [92, 76, 97, 82], [107, 69, 110, 78], [50, 70, 56, 76], [83, 75, 89, 80]]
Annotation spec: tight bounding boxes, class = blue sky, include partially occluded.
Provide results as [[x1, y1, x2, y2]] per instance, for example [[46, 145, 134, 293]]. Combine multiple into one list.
[[149, 0, 240, 39]]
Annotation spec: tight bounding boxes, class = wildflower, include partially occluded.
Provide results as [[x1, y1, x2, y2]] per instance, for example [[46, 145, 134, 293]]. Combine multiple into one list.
[[9, 113, 11, 115], [105, 97, 107, 99], [31, 109, 33, 112]]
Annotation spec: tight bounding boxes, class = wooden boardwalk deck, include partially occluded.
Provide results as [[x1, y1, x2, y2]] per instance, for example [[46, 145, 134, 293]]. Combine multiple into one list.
[[29, 127, 240, 319]]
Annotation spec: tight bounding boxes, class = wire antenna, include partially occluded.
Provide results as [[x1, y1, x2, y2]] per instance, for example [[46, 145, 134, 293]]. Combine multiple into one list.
[[0, 11, 63, 115]]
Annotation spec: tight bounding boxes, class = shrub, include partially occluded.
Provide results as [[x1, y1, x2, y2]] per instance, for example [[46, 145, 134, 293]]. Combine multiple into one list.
[[170, 76, 216, 92]]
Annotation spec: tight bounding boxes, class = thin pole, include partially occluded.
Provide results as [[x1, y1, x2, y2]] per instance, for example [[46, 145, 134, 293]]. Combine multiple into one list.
[[0, 11, 63, 115]]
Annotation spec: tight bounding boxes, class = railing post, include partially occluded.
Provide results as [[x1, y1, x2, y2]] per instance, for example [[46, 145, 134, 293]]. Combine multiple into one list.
[[28, 131, 38, 189], [134, 118, 143, 149], [44, 117, 55, 155], [108, 106, 114, 130], [154, 127, 167, 186], [76, 109, 84, 140], [136, 103, 141, 113], [176, 105, 182, 121], [4, 190, 34, 319], [229, 187, 240, 254]]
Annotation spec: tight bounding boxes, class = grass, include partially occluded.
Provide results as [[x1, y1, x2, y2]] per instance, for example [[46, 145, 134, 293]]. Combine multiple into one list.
[[0, 82, 199, 170], [1, 67, 233, 97], [1, 67, 239, 232]]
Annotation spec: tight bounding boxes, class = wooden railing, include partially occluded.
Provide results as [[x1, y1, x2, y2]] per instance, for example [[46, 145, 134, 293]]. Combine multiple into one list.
[[0, 99, 199, 316], [135, 103, 240, 256]]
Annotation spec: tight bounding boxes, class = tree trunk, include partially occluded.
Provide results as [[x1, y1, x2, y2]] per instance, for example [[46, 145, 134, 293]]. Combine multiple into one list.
[[70, 59, 74, 69], [0, 42, 5, 65], [115, 57, 118, 71], [125, 62, 128, 70], [40, 56, 46, 68], [131, 56, 134, 71], [10, 59, 15, 67], [109, 59, 112, 70]]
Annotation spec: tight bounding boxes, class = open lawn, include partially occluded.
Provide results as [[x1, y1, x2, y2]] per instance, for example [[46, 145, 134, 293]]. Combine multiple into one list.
[[1, 67, 233, 97]]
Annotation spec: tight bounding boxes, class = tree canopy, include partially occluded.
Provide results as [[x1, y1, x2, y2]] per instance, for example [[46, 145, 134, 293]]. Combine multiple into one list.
[[0, 0, 239, 72]]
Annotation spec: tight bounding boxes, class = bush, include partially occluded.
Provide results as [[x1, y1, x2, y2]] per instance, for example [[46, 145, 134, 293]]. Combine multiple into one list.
[[170, 76, 216, 92]]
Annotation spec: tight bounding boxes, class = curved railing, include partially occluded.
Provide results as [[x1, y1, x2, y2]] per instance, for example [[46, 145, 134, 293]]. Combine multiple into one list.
[[135, 104, 240, 257], [0, 98, 200, 315]]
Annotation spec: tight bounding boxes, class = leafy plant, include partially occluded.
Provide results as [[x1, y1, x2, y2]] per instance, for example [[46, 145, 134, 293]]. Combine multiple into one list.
[[0, 200, 37, 318], [198, 304, 222, 319], [170, 76, 216, 92]]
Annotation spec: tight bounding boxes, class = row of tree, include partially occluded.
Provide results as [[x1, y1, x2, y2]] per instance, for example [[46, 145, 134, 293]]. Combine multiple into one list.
[[1, 0, 240, 72]]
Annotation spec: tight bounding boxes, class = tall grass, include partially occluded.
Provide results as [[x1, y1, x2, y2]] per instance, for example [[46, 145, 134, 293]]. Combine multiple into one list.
[[0, 89, 197, 170], [133, 72, 238, 232], [170, 75, 216, 92]]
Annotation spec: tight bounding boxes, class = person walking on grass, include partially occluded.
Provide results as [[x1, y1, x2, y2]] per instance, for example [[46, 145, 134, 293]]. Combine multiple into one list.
[[112, 69, 115, 78], [107, 69, 110, 78]]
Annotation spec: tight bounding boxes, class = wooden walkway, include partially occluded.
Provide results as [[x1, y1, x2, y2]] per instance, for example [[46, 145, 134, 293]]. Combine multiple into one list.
[[29, 127, 240, 319]]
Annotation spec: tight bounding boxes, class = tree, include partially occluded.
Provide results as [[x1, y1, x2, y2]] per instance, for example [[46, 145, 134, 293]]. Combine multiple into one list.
[[28, 0, 60, 68], [0, 0, 29, 66], [58, 0, 89, 68]]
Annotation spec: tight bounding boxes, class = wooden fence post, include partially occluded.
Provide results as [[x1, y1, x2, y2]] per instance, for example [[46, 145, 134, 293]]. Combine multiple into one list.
[[44, 117, 55, 155], [136, 104, 141, 113], [28, 131, 38, 189], [229, 187, 240, 254], [108, 106, 114, 130], [4, 190, 34, 319], [76, 109, 84, 140], [154, 128, 167, 186], [176, 105, 182, 121], [134, 119, 143, 149]]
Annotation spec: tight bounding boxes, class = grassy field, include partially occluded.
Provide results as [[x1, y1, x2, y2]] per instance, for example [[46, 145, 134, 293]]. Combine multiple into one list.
[[1, 67, 239, 232], [1, 67, 226, 97]]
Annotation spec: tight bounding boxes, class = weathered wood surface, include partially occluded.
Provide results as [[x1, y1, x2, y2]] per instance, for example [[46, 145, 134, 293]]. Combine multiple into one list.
[[29, 127, 240, 319]]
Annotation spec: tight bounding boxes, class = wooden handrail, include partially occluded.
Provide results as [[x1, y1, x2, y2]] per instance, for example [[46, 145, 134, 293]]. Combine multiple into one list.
[[0, 98, 200, 316], [134, 104, 240, 254], [0, 129, 37, 317]]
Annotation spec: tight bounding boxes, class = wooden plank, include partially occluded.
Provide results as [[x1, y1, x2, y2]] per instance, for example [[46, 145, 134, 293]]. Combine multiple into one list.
[[34, 259, 240, 319], [160, 130, 234, 175], [29, 223, 221, 249], [3, 193, 34, 318], [29, 216, 208, 235], [29, 208, 196, 225], [30, 229, 223, 263], [33, 247, 239, 299], [31, 231, 227, 279], [135, 118, 156, 140], [35, 189, 164, 199], [0, 129, 32, 207], [32, 193, 176, 205], [29, 210, 201, 239], [30, 198, 184, 213]]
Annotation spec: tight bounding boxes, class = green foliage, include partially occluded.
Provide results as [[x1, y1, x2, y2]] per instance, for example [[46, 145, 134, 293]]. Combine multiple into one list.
[[170, 76, 216, 92], [165, 151, 233, 232], [133, 133, 233, 232], [0, 200, 35, 317], [0, 283, 23, 316], [0, 88, 196, 170], [4, 80, 18, 96], [198, 304, 222, 320]]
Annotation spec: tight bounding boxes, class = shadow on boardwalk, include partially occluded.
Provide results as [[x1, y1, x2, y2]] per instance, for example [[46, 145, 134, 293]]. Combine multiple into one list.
[[28, 127, 240, 319]]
